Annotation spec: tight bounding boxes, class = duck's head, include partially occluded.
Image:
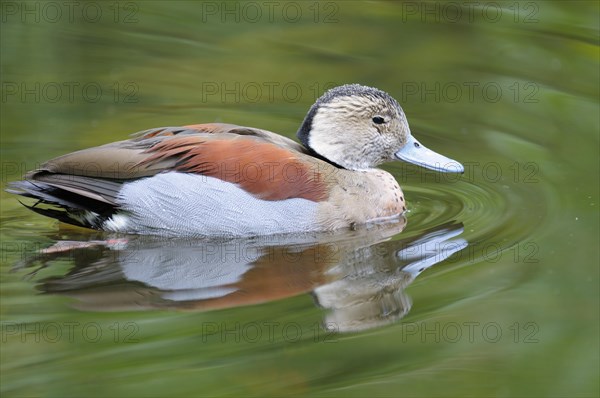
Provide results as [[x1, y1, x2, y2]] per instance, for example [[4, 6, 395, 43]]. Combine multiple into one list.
[[297, 84, 464, 173]]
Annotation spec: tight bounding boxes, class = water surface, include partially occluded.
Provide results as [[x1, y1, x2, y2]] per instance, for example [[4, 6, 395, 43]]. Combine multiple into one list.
[[1, 1, 598, 397]]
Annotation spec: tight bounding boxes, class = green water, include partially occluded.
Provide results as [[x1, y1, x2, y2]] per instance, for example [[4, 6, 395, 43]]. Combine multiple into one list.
[[1, 1, 599, 397]]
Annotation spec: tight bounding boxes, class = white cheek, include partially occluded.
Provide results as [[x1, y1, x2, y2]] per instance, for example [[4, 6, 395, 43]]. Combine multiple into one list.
[[309, 125, 340, 154]]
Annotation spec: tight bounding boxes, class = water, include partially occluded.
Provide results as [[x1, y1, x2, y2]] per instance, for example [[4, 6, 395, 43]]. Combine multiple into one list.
[[1, 1, 598, 397]]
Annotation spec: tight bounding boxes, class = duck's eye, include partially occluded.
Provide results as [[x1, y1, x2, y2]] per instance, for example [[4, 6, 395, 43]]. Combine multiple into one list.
[[372, 116, 385, 124]]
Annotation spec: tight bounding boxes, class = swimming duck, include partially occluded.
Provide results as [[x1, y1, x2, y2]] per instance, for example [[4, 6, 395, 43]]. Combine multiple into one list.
[[7, 84, 463, 237]]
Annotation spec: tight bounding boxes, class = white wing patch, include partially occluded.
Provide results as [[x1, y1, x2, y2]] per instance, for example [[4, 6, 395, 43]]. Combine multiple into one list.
[[103, 213, 130, 232]]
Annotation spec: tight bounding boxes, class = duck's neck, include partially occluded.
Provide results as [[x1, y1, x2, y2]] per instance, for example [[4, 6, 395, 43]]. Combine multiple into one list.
[[301, 144, 346, 169]]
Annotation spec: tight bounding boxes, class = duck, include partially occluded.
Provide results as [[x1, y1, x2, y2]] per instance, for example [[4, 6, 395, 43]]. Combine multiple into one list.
[[7, 84, 464, 237]]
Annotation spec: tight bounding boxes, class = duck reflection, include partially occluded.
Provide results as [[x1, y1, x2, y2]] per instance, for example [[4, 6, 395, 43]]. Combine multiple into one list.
[[22, 219, 467, 333]]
